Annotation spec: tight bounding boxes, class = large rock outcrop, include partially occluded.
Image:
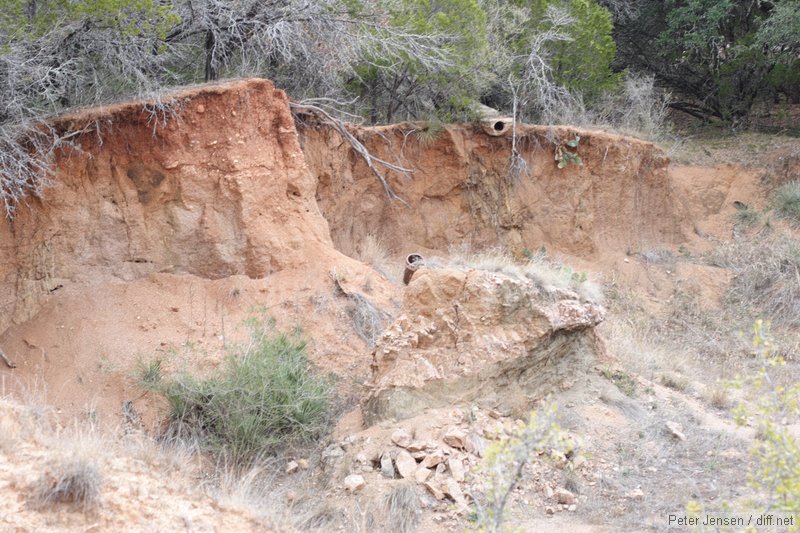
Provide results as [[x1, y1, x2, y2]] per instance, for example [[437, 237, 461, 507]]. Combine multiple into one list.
[[363, 267, 606, 424]]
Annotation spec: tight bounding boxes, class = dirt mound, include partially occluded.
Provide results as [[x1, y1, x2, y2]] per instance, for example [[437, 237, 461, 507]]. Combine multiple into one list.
[[364, 267, 605, 424]]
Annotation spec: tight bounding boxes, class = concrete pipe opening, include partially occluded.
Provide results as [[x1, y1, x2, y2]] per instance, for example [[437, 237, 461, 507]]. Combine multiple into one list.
[[480, 117, 512, 136], [403, 253, 424, 285]]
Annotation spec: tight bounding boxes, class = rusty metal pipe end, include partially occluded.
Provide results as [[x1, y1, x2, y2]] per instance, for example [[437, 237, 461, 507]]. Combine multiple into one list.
[[403, 253, 424, 285]]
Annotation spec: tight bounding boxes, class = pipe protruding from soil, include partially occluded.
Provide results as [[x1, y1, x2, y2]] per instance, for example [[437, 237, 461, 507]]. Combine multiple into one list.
[[403, 254, 424, 285]]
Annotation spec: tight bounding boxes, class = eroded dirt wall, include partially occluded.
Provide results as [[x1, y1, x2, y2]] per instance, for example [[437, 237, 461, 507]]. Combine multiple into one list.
[[0, 80, 335, 332], [301, 123, 689, 261]]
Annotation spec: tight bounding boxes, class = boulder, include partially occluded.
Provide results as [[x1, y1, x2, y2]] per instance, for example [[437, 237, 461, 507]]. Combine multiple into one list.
[[363, 268, 605, 423]]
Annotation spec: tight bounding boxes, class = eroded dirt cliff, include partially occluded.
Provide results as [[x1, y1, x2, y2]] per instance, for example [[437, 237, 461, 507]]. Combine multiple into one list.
[[302, 122, 690, 263], [0, 79, 395, 427]]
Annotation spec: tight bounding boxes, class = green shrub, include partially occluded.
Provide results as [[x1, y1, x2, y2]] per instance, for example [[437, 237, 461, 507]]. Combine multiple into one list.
[[772, 181, 800, 225], [147, 323, 332, 463]]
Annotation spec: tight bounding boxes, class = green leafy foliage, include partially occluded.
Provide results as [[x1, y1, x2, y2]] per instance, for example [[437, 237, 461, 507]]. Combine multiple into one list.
[[619, 0, 799, 124], [144, 322, 333, 463], [546, 0, 620, 100], [349, 0, 490, 122], [729, 321, 800, 518]]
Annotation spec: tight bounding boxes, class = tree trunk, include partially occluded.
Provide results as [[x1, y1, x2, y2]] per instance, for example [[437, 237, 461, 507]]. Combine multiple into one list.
[[204, 30, 217, 82]]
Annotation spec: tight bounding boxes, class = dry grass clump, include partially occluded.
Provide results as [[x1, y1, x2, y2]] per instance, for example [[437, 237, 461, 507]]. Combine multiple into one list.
[[590, 72, 672, 142], [706, 386, 730, 410], [772, 181, 800, 226], [34, 458, 102, 511], [429, 246, 603, 304], [711, 232, 800, 328], [660, 372, 689, 392], [355, 233, 395, 282], [383, 483, 422, 533], [29, 426, 107, 512]]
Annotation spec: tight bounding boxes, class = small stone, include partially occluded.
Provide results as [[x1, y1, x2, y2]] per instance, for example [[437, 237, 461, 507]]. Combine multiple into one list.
[[625, 488, 645, 500], [424, 482, 445, 500], [443, 479, 469, 510], [321, 444, 346, 472], [465, 432, 487, 457], [297, 458, 309, 470], [665, 421, 687, 441], [355, 453, 369, 465], [286, 460, 299, 474], [406, 441, 428, 453], [545, 506, 555, 515], [719, 447, 743, 460], [392, 429, 413, 448], [344, 474, 365, 492], [443, 428, 468, 449], [414, 467, 432, 483], [380, 451, 396, 478], [555, 488, 576, 505], [567, 504, 577, 512], [420, 450, 446, 469], [196, 104, 205, 114], [447, 457, 465, 482], [544, 485, 554, 499], [395, 449, 418, 479]]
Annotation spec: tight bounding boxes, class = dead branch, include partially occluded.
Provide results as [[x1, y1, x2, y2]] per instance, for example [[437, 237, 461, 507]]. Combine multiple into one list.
[[290, 101, 410, 204]]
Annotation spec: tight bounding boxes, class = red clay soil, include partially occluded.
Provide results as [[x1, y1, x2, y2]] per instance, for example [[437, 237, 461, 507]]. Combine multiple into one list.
[[0, 79, 395, 428], [0, 78, 764, 430]]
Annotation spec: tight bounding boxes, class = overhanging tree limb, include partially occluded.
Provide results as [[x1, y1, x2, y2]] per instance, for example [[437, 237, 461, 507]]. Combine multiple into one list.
[[289, 101, 410, 204]]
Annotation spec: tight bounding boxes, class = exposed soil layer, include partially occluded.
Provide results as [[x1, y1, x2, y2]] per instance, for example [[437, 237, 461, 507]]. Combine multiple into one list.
[[302, 122, 691, 262], [0, 79, 396, 427]]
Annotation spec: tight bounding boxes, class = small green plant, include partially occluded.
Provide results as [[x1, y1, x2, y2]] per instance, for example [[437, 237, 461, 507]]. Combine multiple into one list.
[[135, 356, 163, 387], [772, 181, 800, 225], [729, 320, 800, 519], [734, 206, 761, 226], [474, 404, 574, 532], [601, 368, 637, 397], [417, 118, 445, 145], [144, 321, 333, 463], [555, 135, 583, 169]]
